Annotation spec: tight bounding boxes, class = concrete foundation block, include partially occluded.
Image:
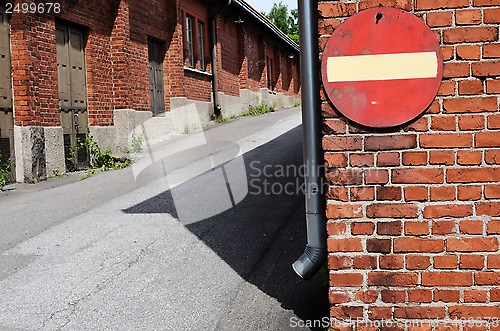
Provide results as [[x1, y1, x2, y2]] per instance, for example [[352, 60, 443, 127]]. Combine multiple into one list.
[[170, 97, 211, 134], [14, 126, 47, 182], [44, 127, 65, 177], [114, 109, 152, 153]]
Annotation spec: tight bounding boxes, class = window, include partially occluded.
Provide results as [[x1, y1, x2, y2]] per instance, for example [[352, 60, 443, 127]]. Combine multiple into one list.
[[182, 9, 209, 71], [197, 21, 205, 70], [185, 16, 194, 67]]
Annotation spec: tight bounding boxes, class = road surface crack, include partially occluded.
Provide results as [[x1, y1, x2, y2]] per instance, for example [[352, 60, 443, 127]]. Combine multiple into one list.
[[38, 240, 157, 330]]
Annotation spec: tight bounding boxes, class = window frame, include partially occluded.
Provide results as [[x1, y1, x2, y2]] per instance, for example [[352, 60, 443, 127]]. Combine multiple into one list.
[[185, 15, 195, 68], [197, 20, 205, 71], [182, 7, 209, 72]]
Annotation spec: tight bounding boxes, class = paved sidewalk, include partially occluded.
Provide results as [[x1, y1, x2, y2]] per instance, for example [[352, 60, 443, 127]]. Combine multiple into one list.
[[0, 107, 329, 331]]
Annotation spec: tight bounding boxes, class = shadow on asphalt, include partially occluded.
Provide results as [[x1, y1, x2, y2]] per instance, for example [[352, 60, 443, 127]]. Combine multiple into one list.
[[123, 126, 330, 330]]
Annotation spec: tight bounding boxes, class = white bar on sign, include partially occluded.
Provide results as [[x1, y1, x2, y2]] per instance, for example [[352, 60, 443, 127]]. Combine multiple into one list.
[[327, 52, 438, 82]]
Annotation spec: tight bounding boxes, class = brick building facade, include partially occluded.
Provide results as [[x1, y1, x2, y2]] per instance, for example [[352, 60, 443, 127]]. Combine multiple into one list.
[[319, 0, 500, 328], [0, 0, 300, 182]]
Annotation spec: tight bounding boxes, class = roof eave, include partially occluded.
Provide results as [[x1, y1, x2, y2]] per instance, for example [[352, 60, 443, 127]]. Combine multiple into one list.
[[231, 0, 300, 53]]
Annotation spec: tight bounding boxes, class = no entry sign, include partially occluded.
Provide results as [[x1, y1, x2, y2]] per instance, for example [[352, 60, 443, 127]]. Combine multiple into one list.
[[321, 7, 443, 128]]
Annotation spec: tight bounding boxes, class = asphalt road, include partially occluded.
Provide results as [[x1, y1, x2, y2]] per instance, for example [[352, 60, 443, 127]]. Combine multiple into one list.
[[0, 108, 329, 331]]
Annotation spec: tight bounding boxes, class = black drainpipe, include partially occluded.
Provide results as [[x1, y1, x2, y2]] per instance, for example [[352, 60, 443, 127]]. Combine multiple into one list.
[[210, 0, 232, 118], [292, 0, 327, 280]]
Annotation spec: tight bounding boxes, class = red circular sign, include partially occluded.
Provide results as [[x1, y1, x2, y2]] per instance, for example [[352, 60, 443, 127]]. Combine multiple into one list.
[[321, 7, 443, 128]]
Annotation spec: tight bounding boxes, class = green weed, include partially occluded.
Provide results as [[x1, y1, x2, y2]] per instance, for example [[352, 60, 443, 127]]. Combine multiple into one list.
[[213, 114, 228, 124], [182, 123, 199, 134], [213, 101, 277, 124], [247, 101, 277, 115], [67, 129, 132, 180], [130, 125, 144, 153], [0, 151, 13, 189]]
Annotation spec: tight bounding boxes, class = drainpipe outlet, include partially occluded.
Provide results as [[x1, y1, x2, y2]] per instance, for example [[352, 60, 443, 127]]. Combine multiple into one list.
[[292, 213, 327, 280]]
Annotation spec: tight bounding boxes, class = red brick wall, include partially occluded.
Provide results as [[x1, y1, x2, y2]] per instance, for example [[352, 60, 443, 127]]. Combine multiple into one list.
[[165, 15, 185, 105], [9, 0, 179, 126], [111, 0, 131, 111], [8, 0, 299, 129], [178, 0, 214, 103], [10, 6, 59, 127], [218, 16, 243, 97], [247, 32, 266, 90], [320, 0, 500, 328], [126, 0, 177, 113], [10, 0, 133, 127], [217, 9, 300, 97], [54, 0, 121, 126], [183, 70, 213, 102]]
